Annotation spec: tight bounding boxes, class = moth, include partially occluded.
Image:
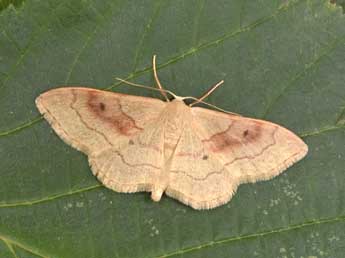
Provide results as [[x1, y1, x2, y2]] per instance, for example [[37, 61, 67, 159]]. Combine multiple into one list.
[[36, 56, 308, 209]]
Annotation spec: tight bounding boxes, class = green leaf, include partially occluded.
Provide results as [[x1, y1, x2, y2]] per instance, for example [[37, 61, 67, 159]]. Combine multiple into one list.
[[1, 0, 345, 257]]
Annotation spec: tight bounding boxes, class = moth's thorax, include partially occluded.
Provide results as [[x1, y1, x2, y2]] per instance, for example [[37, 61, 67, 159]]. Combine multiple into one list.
[[166, 98, 190, 112], [163, 99, 191, 157]]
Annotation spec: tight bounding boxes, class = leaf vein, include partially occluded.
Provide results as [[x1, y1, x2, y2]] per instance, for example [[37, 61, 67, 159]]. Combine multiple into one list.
[[64, 2, 117, 84], [1, 237, 19, 258], [300, 124, 345, 138], [0, 2, 65, 91], [156, 215, 345, 258], [0, 184, 100, 208], [0, 116, 42, 137], [0, 235, 50, 258], [132, 0, 164, 73], [262, 35, 345, 118]]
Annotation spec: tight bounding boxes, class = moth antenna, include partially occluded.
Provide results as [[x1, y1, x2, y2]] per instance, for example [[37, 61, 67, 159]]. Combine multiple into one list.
[[184, 96, 241, 116], [190, 80, 224, 106], [153, 55, 170, 101], [114, 77, 179, 99]]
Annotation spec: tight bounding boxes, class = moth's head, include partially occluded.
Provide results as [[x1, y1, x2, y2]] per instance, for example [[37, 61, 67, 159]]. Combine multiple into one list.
[[167, 94, 200, 106], [169, 94, 184, 102], [164, 78, 225, 107]]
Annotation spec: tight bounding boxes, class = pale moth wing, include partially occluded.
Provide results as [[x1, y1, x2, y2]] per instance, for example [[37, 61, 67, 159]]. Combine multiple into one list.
[[166, 106, 308, 209], [36, 87, 168, 196], [36, 87, 167, 155]]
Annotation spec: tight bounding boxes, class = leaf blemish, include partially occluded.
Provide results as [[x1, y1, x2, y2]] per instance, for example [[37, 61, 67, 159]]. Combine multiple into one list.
[[76, 201, 84, 208], [150, 225, 160, 237]]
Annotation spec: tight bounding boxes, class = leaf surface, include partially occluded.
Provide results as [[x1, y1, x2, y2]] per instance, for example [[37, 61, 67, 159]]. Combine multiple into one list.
[[1, 1, 345, 257]]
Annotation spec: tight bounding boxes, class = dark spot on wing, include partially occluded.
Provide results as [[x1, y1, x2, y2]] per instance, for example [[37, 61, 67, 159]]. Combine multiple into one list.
[[87, 91, 142, 136], [203, 121, 263, 152]]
